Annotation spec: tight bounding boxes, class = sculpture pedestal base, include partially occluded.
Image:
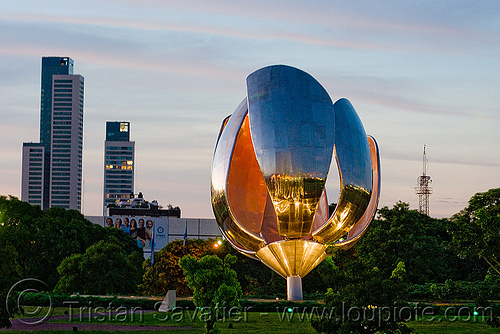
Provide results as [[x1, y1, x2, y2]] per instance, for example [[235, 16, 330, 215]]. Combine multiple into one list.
[[287, 276, 303, 301]]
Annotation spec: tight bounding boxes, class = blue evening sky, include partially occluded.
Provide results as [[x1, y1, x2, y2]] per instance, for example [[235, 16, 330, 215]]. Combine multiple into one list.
[[1, 0, 499, 218]]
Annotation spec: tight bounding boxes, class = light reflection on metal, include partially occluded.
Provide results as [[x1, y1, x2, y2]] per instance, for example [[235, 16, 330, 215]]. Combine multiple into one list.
[[211, 65, 381, 301]]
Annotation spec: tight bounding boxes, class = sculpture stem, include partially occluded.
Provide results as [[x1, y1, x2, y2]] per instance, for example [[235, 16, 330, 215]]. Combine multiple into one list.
[[287, 276, 303, 301]]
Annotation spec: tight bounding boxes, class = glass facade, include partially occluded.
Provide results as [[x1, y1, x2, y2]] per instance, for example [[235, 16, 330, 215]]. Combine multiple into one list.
[[40, 57, 74, 152], [103, 121, 135, 214], [106, 121, 131, 141]]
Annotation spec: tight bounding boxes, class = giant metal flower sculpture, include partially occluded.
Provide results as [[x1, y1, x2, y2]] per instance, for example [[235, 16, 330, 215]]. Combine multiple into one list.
[[211, 65, 380, 300]]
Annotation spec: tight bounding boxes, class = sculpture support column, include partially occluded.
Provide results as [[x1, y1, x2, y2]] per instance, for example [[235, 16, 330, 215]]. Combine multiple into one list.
[[287, 276, 303, 301]]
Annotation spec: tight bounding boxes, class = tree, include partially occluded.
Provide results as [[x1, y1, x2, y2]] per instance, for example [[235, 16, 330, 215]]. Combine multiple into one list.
[[303, 256, 339, 295], [311, 249, 414, 334], [139, 238, 225, 296], [448, 188, 500, 276], [179, 254, 242, 334], [0, 244, 19, 328], [140, 238, 288, 297], [55, 240, 143, 295], [356, 201, 472, 283], [0, 196, 140, 289], [226, 244, 285, 297]]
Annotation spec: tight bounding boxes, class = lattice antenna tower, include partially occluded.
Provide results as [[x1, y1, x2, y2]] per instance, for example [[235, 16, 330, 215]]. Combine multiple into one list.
[[415, 145, 432, 215]]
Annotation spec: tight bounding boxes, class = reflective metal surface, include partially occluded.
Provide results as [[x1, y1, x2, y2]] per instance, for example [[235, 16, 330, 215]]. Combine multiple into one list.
[[334, 135, 380, 250], [247, 65, 334, 239], [210, 65, 381, 300], [211, 99, 264, 255], [256, 239, 327, 277], [287, 276, 303, 301], [312, 98, 374, 244]]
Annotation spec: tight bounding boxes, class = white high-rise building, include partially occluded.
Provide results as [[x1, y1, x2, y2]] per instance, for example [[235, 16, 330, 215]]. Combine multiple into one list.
[[49, 74, 84, 210], [21, 144, 45, 207]]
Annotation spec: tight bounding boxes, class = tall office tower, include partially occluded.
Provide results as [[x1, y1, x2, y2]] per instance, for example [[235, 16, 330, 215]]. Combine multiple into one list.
[[21, 56, 84, 211], [40, 57, 74, 210], [49, 74, 84, 210], [103, 121, 135, 215]]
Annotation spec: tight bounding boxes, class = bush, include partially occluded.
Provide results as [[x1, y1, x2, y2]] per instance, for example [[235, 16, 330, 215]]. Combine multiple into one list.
[[409, 280, 500, 302]]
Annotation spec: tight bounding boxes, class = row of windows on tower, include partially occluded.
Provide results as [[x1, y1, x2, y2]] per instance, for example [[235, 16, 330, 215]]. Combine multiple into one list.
[[105, 174, 132, 179], [105, 179, 133, 184], [106, 146, 133, 150], [106, 165, 133, 170]]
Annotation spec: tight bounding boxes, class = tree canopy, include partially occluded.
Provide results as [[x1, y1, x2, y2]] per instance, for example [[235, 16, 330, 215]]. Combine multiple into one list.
[[448, 188, 500, 276], [55, 240, 143, 295], [355, 201, 488, 283], [140, 238, 286, 297], [139, 238, 225, 296], [356, 201, 448, 283], [311, 248, 413, 334], [1, 188, 499, 328], [179, 253, 242, 333], [0, 195, 140, 289]]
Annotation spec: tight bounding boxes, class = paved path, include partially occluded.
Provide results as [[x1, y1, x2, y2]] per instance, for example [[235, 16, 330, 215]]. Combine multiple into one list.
[[4, 318, 192, 331], [4, 319, 191, 331], [2, 312, 193, 331]]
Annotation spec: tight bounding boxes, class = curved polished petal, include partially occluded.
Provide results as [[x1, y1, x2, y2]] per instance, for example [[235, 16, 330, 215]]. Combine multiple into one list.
[[227, 115, 268, 236], [333, 135, 380, 250], [312, 98, 373, 244], [211, 98, 265, 255], [246, 65, 335, 239]]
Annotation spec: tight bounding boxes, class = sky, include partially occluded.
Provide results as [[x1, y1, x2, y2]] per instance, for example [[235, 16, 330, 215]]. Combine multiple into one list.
[[1, 0, 499, 219]]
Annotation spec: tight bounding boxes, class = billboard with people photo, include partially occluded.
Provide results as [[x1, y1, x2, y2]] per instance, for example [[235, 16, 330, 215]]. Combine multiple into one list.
[[105, 216, 168, 257]]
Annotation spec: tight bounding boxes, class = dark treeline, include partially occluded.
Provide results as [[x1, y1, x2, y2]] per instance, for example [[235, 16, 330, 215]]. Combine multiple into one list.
[[0, 188, 499, 329]]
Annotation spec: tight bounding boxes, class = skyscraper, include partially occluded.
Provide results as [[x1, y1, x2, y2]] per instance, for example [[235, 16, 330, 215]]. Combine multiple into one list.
[[103, 121, 135, 214], [21, 56, 84, 211]]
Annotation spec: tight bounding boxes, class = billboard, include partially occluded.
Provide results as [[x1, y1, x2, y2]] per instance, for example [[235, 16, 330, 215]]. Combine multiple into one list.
[[104, 216, 169, 256], [101, 216, 221, 259]]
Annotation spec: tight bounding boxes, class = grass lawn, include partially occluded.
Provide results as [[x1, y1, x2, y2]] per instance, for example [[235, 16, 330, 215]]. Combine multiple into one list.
[[408, 321, 496, 333], [8, 307, 498, 333]]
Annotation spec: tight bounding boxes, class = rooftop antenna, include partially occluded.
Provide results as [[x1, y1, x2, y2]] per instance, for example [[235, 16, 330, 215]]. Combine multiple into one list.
[[415, 145, 432, 215]]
